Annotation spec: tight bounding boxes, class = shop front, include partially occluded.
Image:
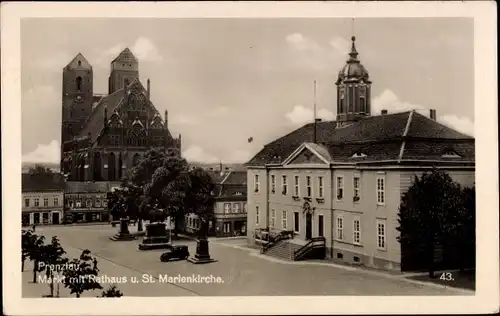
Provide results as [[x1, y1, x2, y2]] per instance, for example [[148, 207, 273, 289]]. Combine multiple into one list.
[[65, 209, 109, 224], [214, 216, 247, 237]]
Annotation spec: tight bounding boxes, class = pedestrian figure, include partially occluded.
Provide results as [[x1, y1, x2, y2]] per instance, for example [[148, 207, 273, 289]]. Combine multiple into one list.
[[32, 224, 36, 232], [93, 258, 99, 272]]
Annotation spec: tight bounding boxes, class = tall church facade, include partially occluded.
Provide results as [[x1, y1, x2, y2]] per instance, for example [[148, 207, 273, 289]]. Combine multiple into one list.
[[60, 48, 181, 182]]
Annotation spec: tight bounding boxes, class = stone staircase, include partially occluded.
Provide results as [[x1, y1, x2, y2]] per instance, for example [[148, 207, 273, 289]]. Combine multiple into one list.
[[264, 240, 303, 261]]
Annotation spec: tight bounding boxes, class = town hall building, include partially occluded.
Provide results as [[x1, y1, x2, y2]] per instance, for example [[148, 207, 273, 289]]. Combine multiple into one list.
[[60, 48, 182, 223], [245, 36, 475, 271]]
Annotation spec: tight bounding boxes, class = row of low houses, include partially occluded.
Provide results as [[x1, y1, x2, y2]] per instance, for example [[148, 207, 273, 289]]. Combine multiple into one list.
[[22, 174, 121, 226], [22, 168, 249, 231]]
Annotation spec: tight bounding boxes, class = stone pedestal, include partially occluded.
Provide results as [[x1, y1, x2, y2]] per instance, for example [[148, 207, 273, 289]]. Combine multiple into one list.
[[110, 219, 136, 241], [138, 222, 171, 250], [188, 238, 217, 264]]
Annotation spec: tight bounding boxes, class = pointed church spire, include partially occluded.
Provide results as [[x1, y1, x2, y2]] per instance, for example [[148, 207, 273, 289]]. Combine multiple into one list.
[[348, 36, 359, 62]]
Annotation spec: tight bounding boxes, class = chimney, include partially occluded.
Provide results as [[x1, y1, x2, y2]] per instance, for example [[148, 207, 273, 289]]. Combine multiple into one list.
[[147, 79, 151, 100], [430, 109, 437, 121], [164, 110, 168, 128], [381, 109, 388, 115]]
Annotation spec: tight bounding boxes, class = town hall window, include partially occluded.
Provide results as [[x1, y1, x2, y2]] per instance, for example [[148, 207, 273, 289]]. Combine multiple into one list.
[[376, 174, 385, 205], [294, 176, 300, 196], [254, 174, 260, 192], [271, 175, 276, 194], [306, 176, 312, 197], [282, 175, 287, 195], [318, 176, 324, 198], [336, 176, 344, 200]]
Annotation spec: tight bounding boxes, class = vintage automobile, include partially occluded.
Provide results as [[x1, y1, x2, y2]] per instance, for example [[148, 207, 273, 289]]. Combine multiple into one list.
[[160, 245, 190, 262]]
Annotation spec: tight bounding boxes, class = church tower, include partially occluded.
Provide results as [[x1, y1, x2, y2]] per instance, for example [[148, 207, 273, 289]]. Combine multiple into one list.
[[108, 48, 139, 94], [335, 36, 372, 126], [61, 53, 94, 153]]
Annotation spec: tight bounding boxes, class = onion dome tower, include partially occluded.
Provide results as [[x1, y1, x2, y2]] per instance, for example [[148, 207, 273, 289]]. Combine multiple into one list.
[[335, 36, 372, 126]]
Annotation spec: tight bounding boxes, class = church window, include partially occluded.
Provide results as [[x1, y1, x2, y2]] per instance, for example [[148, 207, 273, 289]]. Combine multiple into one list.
[[76, 76, 82, 91], [78, 60, 81, 67]]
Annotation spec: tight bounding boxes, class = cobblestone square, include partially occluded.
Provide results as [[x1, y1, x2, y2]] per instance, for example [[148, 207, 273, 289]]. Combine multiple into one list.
[[22, 225, 470, 297]]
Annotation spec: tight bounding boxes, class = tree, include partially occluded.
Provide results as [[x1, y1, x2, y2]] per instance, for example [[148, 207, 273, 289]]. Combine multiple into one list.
[[42, 236, 68, 297], [100, 285, 123, 297], [28, 164, 54, 176], [22, 229, 35, 272], [113, 149, 171, 230], [27, 233, 46, 283], [62, 249, 102, 298], [397, 169, 471, 277], [146, 155, 192, 238], [184, 167, 216, 238]]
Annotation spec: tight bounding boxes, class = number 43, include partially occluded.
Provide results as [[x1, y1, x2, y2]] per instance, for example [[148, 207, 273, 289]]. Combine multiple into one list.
[[440, 272, 454, 281]]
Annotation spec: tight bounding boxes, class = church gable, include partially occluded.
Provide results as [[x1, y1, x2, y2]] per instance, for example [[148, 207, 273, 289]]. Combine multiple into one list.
[[65, 53, 92, 70]]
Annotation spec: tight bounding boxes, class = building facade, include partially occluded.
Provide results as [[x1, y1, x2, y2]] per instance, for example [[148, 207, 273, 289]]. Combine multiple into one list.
[[22, 173, 65, 226], [60, 48, 181, 183], [63, 182, 120, 223], [185, 169, 248, 237], [245, 37, 475, 271]]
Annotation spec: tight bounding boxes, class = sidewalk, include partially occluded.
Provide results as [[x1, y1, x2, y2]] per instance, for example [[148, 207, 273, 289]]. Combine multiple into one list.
[[212, 239, 475, 294]]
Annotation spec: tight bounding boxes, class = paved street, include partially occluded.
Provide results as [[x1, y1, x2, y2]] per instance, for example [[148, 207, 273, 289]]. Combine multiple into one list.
[[23, 225, 471, 297]]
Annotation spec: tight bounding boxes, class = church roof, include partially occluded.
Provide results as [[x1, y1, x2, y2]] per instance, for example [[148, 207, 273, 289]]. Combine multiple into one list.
[[64, 53, 92, 70], [111, 48, 138, 64], [77, 88, 125, 142], [245, 111, 474, 166]]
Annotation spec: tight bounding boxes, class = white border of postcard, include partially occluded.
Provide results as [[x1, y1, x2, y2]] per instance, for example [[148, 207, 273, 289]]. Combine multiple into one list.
[[2, 1, 498, 315]]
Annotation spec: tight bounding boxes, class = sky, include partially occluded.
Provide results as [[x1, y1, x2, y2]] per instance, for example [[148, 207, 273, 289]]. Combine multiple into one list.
[[21, 18, 474, 164]]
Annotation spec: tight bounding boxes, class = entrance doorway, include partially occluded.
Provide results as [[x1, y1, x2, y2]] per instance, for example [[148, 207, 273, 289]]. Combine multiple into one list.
[[305, 213, 312, 240], [318, 215, 324, 237], [52, 212, 60, 225]]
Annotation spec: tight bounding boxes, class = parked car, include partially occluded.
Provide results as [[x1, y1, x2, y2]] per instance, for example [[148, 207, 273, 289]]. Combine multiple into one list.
[[160, 245, 190, 262]]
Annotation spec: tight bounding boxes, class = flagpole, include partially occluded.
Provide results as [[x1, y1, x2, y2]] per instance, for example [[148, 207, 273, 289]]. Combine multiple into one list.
[[313, 80, 317, 143]]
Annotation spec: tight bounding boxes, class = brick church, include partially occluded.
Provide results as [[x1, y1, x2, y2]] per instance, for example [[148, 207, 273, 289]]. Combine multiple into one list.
[[60, 48, 181, 182], [59, 48, 181, 223]]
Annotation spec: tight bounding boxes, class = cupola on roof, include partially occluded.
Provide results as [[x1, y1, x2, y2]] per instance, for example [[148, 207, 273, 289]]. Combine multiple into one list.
[[337, 36, 370, 84]]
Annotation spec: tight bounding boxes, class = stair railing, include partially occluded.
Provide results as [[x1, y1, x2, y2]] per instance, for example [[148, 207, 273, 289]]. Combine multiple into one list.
[[261, 230, 294, 253], [293, 236, 326, 261]]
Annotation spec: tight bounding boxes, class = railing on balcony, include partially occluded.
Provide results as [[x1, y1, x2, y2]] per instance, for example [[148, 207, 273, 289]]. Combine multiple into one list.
[[260, 230, 294, 253], [293, 236, 326, 261]]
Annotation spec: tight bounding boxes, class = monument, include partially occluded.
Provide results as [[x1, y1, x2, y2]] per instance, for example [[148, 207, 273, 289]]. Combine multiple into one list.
[[188, 217, 217, 264], [109, 218, 136, 241], [138, 208, 171, 250]]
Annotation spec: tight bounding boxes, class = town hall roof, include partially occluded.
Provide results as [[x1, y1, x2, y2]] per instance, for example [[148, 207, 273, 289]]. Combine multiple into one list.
[[245, 111, 474, 167]]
